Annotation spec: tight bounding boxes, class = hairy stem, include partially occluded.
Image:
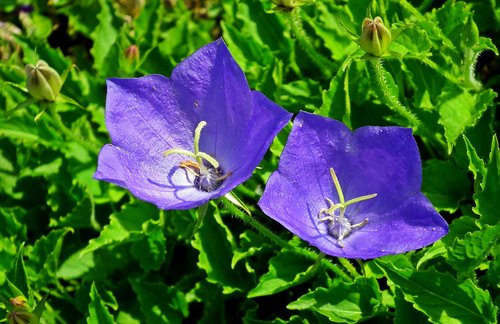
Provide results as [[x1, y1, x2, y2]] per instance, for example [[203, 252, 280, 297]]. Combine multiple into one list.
[[287, 9, 335, 77], [221, 196, 354, 282], [368, 58, 420, 127], [338, 257, 360, 278]]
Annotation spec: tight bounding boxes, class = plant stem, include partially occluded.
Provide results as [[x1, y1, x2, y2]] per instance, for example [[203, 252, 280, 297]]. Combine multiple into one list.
[[338, 258, 360, 278], [287, 9, 335, 78], [47, 105, 100, 154], [221, 196, 353, 282], [368, 58, 446, 148], [368, 58, 420, 127]]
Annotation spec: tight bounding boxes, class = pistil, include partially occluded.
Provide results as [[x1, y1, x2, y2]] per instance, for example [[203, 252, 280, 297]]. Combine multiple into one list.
[[318, 167, 377, 247], [164, 121, 229, 192]]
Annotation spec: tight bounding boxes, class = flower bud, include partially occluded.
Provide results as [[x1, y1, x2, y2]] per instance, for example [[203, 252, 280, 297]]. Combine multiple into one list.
[[116, 0, 145, 18], [124, 45, 140, 63], [359, 17, 392, 56], [25, 60, 62, 101], [9, 296, 29, 310], [271, 0, 310, 10], [7, 310, 40, 324]]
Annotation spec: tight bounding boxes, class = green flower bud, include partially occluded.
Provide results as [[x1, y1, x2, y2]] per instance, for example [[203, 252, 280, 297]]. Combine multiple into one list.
[[7, 310, 40, 324], [25, 60, 62, 101], [271, 0, 310, 10], [359, 17, 392, 56], [116, 0, 145, 18], [124, 45, 140, 63], [9, 296, 29, 310]]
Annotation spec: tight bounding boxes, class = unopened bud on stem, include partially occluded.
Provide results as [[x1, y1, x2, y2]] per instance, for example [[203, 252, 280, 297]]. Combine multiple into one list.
[[25, 60, 62, 101], [359, 17, 392, 56]]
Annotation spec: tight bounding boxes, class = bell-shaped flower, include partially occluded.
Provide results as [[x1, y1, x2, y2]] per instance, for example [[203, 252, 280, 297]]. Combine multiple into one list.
[[95, 39, 291, 210], [258, 112, 448, 259]]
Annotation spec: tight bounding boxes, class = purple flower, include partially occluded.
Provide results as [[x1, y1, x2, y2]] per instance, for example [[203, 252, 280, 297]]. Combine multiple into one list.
[[258, 112, 448, 259], [94, 39, 291, 210]]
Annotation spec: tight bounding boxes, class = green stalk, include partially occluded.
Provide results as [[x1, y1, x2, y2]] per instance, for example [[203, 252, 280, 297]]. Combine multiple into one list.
[[338, 257, 360, 278], [368, 58, 420, 128], [221, 196, 353, 282], [287, 9, 335, 77], [368, 58, 446, 149], [47, 105, 100, 154]]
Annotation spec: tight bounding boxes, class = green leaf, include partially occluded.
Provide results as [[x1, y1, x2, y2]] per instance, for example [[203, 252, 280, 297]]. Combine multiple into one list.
[[90, 0, 119, 76], [32, 294, 48, 322], [319, 62, 352, 127], [394, 287, 429, 324], [191, 204, 251, 294], [27, 227, 73, 288], [10, 243, 29, 300], [0, 207, 26, 238], [463, 135, 486, 180], [130, 279, 188, 324], [306, 2, 357, 62], [186, 281, 224, 324], [402, 60, 446, 110], [0, 112, 61, 147], [287, 277, 381, 323], [57, 249, 95, 281], [391, 25, 432, 55], [50, 194, 94, 229], [87, 282, 114, 324], [447, 224, 499, 275], [422, 159, 470, 212], [58, 1, 100, 37], [248, 251, 314, 298], [416, 240, 447, 270], [130, 220, 166, 272], [0, 236, 17, 274], [473, 136, 500, 225], [134, 0, 162, 47], [231, 230, 273, 273], [375, 259, 497, 324], [80, 201, 157, 256], [441, 215, 481, 247], [275, 79, 321, 113], [438, 88, 496, 153]]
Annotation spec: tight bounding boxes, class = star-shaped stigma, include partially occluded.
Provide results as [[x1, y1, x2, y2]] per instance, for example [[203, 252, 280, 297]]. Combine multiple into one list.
[[318, 167, 377, 247]]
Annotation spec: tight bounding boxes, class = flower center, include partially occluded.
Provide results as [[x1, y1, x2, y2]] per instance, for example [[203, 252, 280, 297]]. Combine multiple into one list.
[[163, 121, 231, 192], [318, 167, 377, 248]]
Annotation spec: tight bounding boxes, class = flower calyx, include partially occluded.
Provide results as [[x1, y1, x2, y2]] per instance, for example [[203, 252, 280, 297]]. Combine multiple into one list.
[[164, 121, 231, 192], [318, 167, 377, 247]]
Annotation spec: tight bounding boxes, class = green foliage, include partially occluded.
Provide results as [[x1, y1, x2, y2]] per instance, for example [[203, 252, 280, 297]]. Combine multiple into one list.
[[288, 277, 381, 323], [192, 204, 252, 294], [248, 250, 314, 297], [473, 136, 500, 225], [376, 259, 497, 324], [0, 0, 499, 322], [87, 283, 115, 324]]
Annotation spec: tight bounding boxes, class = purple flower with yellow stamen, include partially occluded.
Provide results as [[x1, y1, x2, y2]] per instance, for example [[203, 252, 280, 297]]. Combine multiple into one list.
[[94, 39, 291, 210], [258, 112, 448, 259]]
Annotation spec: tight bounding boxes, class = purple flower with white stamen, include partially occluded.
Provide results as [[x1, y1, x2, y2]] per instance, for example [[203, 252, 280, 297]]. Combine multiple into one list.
[[94, 39, 291, 210], [258, 112, 448, 259]]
